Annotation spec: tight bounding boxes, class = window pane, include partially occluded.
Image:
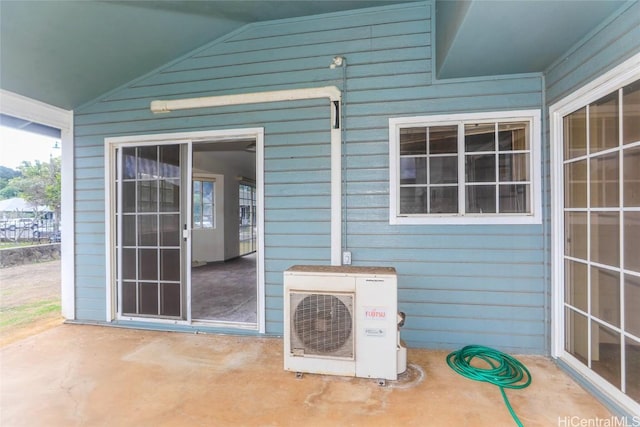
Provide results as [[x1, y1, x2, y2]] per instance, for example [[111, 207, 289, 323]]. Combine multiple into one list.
[[565, 308, 588, 363], [159, 145, 180, 178], [122, 282, 137, 314], [466, 185, 496, 213], [122, 248, 136, 280], [203, 204, 213, 219], [590, 152, 619, 208], [625, 338, 640, 402], [400, 158, 427, 185], [139, 249, 158, 281], [565, 212, 587, 259], [203, 181, 214, 204], [624, 146, 640, 207], [139, 282, 158, 315], [498, 184, 529, 213], [160, 283, 181, 317], [429, 126, 458, 154], [138, 215, 157, 246], [137, 181, 158, 212], [123, 181, 136, 213], [591, 266, 620, 327], [564, 160, 587, 208], [591, 321, 621, 390], [400, 128, 426, 155], [160, 249, 180, 281], [122, 147, 136, 179], [160, 214, 180, 247], [498, 122, 528, 151], [465, 123, 495, 152], [429, 157, 457, 184], [160, 179, 180, 212], [203, 213, 213, 228], [591, 212, 620, 267], [123, 215, 136, 246], [430, 186, 457, 213], [466, 154, 495, 182], [565, 259, 588, 312], [626, 275, 640, 337], [625, 212, 640, 273], [564, 107, 587, 160], [590, 92, 619, 154], [137, 146, 158, 179], [623, 80, 640, 145], [400, 187, 427, 214], [499, 153, 529, 182]]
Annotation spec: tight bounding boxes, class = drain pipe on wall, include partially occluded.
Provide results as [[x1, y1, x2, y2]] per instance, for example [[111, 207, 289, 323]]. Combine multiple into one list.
[[330, 56, 349, 265], [150, 86, 343, 266]]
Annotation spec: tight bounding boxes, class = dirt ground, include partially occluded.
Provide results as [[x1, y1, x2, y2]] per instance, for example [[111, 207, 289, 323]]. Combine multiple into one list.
[[0, 260, 63, 347]]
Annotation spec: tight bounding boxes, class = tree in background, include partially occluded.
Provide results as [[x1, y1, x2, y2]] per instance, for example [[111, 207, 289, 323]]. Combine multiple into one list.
[[7, 158, 61, 220], [0, 166, 21, 199]]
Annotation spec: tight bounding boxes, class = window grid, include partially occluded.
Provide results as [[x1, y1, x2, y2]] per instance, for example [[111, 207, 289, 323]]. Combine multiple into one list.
[[397, 119, 533, 216]]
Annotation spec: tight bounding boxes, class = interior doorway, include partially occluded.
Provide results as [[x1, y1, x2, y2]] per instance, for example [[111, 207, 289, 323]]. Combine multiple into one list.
[[190, 139, 257, 324]]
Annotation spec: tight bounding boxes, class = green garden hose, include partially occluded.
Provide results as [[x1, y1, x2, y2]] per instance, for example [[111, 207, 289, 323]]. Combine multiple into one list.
[[446, 345, 532, 427]]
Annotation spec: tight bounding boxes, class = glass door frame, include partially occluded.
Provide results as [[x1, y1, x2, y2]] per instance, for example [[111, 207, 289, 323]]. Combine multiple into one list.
[[105, 128, 265, 332], [107, 139, 193, 325], [550, 52, 640, 415]]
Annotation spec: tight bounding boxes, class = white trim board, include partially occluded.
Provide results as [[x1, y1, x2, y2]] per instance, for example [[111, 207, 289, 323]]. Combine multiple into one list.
[[0, 90, 75, 320]]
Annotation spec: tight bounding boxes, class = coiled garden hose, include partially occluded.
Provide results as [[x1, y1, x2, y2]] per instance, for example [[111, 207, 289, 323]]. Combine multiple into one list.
[[446, 345, 532, 427]]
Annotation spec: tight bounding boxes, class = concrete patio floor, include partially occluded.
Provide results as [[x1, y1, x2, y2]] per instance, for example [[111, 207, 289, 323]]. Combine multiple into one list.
[[1, 324, 613, 426]]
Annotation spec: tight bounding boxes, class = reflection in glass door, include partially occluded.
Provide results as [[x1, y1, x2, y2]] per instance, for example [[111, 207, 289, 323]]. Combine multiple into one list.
[[239, 183, 256, 256], [117, 144, 184, 318], [563, 79, 640, 404]]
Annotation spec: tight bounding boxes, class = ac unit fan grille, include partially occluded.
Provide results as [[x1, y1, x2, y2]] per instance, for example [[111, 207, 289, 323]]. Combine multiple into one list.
[[290, 292, 354, 358]]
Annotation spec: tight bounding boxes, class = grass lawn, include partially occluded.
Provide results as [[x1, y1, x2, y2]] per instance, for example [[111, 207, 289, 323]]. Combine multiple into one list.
[[0, 260, 62, 346], [0, 299, 61, 329]]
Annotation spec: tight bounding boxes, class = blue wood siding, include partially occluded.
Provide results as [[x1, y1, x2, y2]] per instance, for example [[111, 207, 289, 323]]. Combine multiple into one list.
[[74, 1, 548, 353]]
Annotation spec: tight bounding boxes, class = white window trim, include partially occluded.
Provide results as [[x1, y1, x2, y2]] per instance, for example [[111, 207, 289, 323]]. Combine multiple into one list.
[[389, 109, 542, 225], [549, 52, 640, 417]]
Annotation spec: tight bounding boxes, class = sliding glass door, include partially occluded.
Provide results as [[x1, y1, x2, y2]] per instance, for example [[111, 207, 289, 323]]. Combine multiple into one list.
[[563, 79, 640, 404]]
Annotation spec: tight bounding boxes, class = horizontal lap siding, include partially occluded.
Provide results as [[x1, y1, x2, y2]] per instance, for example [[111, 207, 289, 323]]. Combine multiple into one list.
[[74, 1, 546, 353]]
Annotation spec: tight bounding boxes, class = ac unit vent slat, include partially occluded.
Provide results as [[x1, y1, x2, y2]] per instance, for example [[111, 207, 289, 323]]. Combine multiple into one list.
[[290, 292, 354, 359]]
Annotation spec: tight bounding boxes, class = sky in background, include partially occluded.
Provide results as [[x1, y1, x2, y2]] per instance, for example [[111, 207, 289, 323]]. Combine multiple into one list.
[[0, 126, 61, 169]]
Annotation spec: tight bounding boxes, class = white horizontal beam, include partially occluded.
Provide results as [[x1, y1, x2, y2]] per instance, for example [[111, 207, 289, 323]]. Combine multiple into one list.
[[150, 86, 341, 113]]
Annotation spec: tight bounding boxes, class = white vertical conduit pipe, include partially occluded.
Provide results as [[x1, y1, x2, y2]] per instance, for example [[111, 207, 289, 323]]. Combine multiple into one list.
[[150, 86, 343, 265]]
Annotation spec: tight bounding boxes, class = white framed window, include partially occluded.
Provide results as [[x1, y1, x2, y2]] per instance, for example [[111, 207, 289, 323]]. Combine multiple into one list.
[[193, 179, 215, 229], [389, 110, 542, 225]]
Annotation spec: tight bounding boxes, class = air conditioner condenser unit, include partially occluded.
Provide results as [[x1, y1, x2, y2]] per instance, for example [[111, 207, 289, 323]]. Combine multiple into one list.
[[284, 265, 407, 381]]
